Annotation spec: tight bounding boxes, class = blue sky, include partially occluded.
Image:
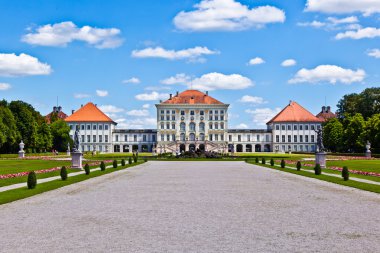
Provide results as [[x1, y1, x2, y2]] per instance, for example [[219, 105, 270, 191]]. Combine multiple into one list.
[[0, 0, 379, 129]]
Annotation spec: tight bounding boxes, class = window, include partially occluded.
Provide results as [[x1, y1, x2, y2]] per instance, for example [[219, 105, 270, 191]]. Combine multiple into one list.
[[199, 122, 205, 131], [81, 135, 85, 143], [143, 135, 147, 142], [134, 135, 137, 142], [172, 134, 176, 141], [105, 125, 109, 130], [275, 125, 280, 130], [161, 134, 164, 141], [152, 135, 156, 142], [220, 110, 224, 114], [276, 135, 279, 142], [281, 125, 285, 130], [266, 135, 270, 142], [257, 135, 260, 141], [99, 135, 103, 143], [287, 125, 291, 130], [220, 123, 224, 129], [305, 135, 309, 142], [300, 135, 303, 142], [238, 135, 241, 142], [124, 135, 128, 142], [210, 110, 213, 114], [209, 123, 213, 129], [166, 123, 170, 129], [215, 123, 218, 129], [190, 110, 194, 115], [294, 135, 297, 142], [215, 116, 218, 121], [215, 134, 219, 141], [105, 135, 108, 142], [166, 116, 170, 121], [221, 115, 224, 121], [166, 110, 170, 114], [161, 123, 164, 129], [311, 135, 315, 142], [180, 133, 185, 141], [215, 110, 218, 114], [172, 116, 175, 120], [209, 134, 213, 141], [305, 125, 309, 130], [81, 124, 85, 130], [288, 135, 291, 142], [93, 135, 96, 142], [87, 135, 90, 142], [200, 133, 205, 141], [87, 124, 91, 130], [161, 116, 164, 121], [172, 110, 175, 114], [247, 135, 250, 142], [220, 134, 224, 141], [299, 125, 303, 130], [189, 122, 195, 131], [180, 122, 185, 131], [209, 115, 213, 121], [172, 123, 175, 129], [294, 125, 297, 130], [229, 135, 232, 142], [181, 110, 185, 115], [115, 135, 119, 142], [282, 135, 285, 142], [200, 110, 204, 115], [317, 124, 321, 130], [167, 134, 170, 141], [311, 125, 315, 130], [93, 124, 97, 130], [99, 125, 103, 130], [161, 110, 164, 114]]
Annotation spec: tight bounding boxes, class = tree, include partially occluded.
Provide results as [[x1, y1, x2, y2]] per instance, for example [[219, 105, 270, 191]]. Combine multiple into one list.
[[336, 93, 360, 119], [0, 105, 20, 153], [37, 122, 53, 152], [323, 118, 343, 152], [50, 120, 71, 151], [343, 113, 366, 152], [362, 114, 380, 152]]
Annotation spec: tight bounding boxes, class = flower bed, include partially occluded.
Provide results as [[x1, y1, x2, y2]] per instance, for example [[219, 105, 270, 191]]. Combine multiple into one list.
[[274, 160, 380, 178], [0, 160, 113, 180]]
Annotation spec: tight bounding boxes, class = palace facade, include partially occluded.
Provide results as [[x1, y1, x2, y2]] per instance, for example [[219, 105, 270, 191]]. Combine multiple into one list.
[[65, 89, 325, 154]]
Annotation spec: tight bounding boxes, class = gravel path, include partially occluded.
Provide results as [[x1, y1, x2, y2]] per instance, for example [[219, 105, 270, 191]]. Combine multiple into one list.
[[0, 161, 379, 252]]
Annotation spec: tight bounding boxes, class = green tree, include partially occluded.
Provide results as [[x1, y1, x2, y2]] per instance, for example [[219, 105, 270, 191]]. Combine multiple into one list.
[[336, 93, 360, 119], [37, 121, 53, 152], [50, 120, 71, 151], [0, 105, 20, 153], [323, 118, 343, 152], [343, 113, 366, 152], [362, 114, 380, 151]]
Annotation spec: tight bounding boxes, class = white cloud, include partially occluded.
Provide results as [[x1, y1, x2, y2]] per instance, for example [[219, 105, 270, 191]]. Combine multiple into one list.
[[248, 57, 265, 65], [123, 77, 140, 84], [144, 86, 172, 91], [142, 104, 150, 109], [96, 90, 108, 97], [297, 16, 359, 30], [74, 93, 90, 99], [22, 21, 123, 49], [235, 123, 248, 129], [289, 65, 366, 84], [367, 49, 380, 58], [174, 0, 285, 31], [239, 95, 267, 104], [335, 27, 380, 40], [0, 83, 11, 90], [245, 107, 281, 126], [327, 16, 358, 24], [191, 72, 253, 91], [305, 0, 380, 16], [135, 91, 169, 101], [98, 105, 124, 113], [161, 73, 191, 85], [297, 20, 326, 28], [0, 53, 52, 77], [116, 117, 156, 129], [281, 59, 297, 67], [126, 109, 150, 117], [131, 46, 218, 62]]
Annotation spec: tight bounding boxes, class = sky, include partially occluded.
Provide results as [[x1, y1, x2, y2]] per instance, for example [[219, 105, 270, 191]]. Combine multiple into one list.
[[0, 0, 379, 129]]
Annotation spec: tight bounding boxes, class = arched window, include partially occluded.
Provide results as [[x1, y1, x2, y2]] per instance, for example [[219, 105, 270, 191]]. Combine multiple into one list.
[[180, 122, 186, 131], [215, 123, 219, 129], [209, 123, 213, 129], [199, 133, 205, 141], [180, 133, 185, 141], [189, 122, 195, 131], [220, 122, 224, 129], [199, 122, 205, 131], [189, 133, 195, 141]]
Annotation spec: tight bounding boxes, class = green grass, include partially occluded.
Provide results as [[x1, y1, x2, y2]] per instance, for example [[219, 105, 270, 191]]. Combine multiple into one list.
[[326, 160, 380, 173], [0, 161, 145, 205], [247, 161, 380, 194], [0, 159, 71, 175]]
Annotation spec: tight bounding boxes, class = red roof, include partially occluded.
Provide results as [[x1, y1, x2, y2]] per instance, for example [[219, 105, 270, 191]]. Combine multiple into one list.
[[65, 102, 116, 123], [161, 90, 223, 105], [316, 106, 336, 121], [267, 101, 323, 124], [45, 111, 68, 124]]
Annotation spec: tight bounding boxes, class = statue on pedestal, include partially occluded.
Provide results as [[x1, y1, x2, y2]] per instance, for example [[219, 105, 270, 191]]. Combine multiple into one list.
[[18, 140, 25, 158], [73, 126, 80, 152], [365, 141, 371, 158], [71, 125, 82, 169], [315, 128, 325, 153]]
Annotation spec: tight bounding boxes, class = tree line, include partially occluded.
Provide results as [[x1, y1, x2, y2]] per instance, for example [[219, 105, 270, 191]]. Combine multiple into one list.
[[0, 100, 71, 153], [323, 87, 380, 153]]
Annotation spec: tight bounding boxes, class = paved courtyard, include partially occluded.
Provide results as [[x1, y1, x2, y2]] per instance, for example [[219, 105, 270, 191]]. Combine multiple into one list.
[[1, 161, 379, 252]]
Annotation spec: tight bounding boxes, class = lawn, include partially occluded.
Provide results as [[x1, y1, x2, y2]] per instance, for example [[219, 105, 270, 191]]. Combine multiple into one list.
[[327, 160, 380, 173], [0, 159, 71, 175]]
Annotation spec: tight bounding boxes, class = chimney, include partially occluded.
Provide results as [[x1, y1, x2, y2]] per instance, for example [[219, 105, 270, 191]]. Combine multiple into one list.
[[169, 94, 172, 100], [53, 106, 57, 113], [81, 104, 83, 108], [327, 106, 331, 112], [95, 104, 97, 107], [58, 106, 62, 112], [206, 91, 208, 96], [322, 106, 326, 113], [159, 100, 162, 103], [71, 110, 75, 114], [176, 91, 179, 96]]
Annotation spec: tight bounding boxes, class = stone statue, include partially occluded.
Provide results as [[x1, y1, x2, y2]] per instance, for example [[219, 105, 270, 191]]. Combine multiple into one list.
[[315, 128, 325, 152], [73, 125, 80, 152], [366, 141, 371, 152]]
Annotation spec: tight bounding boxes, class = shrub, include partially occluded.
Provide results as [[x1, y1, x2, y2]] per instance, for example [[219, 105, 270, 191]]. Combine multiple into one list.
[[113, 160, 118, 168], [121, 159, 125, 166], [144, 158, 147, 162], [133, 154, 138, 163], [280, 159, 285, 168], [60, 166, 68, 181], [342, 166, 349, 181], [27, 171, 37, 189], [100, 161, 106, 171], [84, 163, 90, 175], [255, 157, 259, 163], [270, 158, 274, 166], [261, 157, 266, 165], [314, 163, 321, 175], [296, 161, 301, 171], [129, 157, 132, 164]]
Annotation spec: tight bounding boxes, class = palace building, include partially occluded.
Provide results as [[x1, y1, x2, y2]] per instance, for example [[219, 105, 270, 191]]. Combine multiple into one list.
[[64, 89, 326, 153]]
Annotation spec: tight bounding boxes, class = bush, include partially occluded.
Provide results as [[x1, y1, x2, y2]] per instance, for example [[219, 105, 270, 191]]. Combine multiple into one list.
[[84, 163, 90, 175], [281, 159, 285, 168], [27, 171, 37, 189], [60, 166, 68, 180], [261, 157, 266, 165], [113, 160, 118, 168], [342, 166, 349, 181], [255, 157, 259, 163], [121, 159, 125, 166], [144, 158, 148, 162], [296, 161, 301, 171], [133, 154, 138, 163], [314, 163, 321, 175], [100, 161, 106, 171], [270, 158, 274, 166], [128, 157, 132, 164]]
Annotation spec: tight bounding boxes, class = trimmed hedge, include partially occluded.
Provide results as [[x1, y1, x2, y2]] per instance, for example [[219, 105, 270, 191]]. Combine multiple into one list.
[[113, 160, 118, 168], [27, 171, 37, 189], [128, 157, 132, 164], [270, 158, 274, 166], [255, 157, 259, 163], [121, 159, 125, 166], [60, 166, 68, 180], [314, 163, 322, 175], [280, 159, 285, 168], [84, 163, 90, 175], [261, 157, 266, 165], [296, 161, 301, 171], [342, 166, 349, 181], [133, 154, 138, 163], [100, 161, 106, 171]]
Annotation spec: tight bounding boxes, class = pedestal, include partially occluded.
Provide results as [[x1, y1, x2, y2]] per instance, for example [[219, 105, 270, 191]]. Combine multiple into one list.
[[18, 151, 25, 158], [315, 152, 327, 168], [365, 151, 372, 158], [71, 151, 83, 169], [67, 151, 70, 156]]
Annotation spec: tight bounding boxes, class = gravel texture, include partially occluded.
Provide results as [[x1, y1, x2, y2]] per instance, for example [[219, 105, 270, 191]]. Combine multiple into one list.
[[0, 161, 379, 253]]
